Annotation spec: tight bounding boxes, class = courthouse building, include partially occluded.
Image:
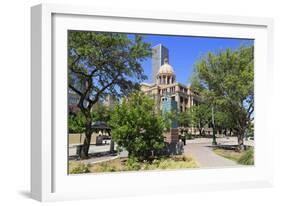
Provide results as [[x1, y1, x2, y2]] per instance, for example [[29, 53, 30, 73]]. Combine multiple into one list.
[[140, 57, 200, 143], [141, 57, 200, 114]]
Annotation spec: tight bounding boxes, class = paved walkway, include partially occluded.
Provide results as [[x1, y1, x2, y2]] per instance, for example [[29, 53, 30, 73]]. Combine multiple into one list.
[[184, 143, 237, 168]]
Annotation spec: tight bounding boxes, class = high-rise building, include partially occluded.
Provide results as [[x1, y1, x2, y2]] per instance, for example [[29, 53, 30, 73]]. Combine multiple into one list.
[[152, 44, 169, 83]]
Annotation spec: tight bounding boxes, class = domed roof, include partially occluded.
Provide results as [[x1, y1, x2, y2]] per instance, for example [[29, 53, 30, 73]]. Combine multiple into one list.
[[157, 58, 175, 76]]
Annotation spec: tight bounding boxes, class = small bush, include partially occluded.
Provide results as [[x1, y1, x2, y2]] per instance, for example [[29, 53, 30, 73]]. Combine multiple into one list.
[[143, 161, 158, 170], [238, 148, 254, 165], [69, 162, 90, 174], [125, 156, 141, 171]]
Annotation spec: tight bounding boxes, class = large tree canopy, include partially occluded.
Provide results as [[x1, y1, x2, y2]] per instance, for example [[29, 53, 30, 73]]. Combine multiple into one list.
[[68, 31, 151, 158], [68, 31, 151, 107], [191, 46, 254, 147]]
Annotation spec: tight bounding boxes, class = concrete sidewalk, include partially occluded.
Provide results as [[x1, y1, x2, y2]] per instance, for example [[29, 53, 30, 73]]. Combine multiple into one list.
[[184, 143, 237, 168]]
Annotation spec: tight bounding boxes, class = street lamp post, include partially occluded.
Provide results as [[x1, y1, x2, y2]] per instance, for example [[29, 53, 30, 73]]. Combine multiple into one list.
[[212, 106, 217, 145]]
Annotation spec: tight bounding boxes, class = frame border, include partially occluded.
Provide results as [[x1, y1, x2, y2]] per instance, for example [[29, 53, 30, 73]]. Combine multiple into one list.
[[31, 3, 274, 201]]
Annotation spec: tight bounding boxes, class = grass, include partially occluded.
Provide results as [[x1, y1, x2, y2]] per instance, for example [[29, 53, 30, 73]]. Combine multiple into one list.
[[69, 161, 90, 174], [213, 148, 254, 165], [69, 155, 198, 174], [237, 148, 254, 165], [143, 156, 197, 170]]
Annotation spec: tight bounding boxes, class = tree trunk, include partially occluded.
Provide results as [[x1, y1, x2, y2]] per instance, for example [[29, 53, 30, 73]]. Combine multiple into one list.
[[229, 129, 232, 136], [237, 133, 245, 151], [110, 140, 115, 153], [79, 119, 92, 159], [199, 128, 202, 136], [108, 131, 114, 153]]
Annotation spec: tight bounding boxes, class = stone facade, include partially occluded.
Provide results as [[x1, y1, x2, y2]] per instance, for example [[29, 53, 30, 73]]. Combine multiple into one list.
[[141, 57, 200, 144], [141, 58, 200, 115]]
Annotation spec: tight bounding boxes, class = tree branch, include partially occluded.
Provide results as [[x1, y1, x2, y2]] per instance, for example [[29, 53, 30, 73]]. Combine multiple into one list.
[[69, 84, 82, 96]]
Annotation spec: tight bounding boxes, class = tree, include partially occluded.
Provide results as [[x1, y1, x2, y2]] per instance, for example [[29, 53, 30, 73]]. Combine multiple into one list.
[[68, 111, 86, 145], [109, 92, 165, 160], [189, 104, 211, 136], [162, 110, 178, 131], [91, 103, 111, 123], [214, 111, 234, 135], [68, 111, 85, 134], [68, 31, 151, 158], [177, 110, 191, 128], [192, 46, 254, 149]]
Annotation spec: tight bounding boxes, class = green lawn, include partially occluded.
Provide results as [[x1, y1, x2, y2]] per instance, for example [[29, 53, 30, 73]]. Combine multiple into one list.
[[213, 148, 254, 165]]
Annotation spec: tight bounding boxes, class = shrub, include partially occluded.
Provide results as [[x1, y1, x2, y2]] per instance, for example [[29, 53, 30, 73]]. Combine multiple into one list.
[[143, 161, 158, 170], [69, 162, 90, 174], [110, 92, 165, 161], [238, 148, 254, 165], [125, 157, 141, 171]]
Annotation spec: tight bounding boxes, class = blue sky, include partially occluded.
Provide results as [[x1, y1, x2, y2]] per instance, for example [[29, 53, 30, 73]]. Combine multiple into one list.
[[134, 34, 254, 85]]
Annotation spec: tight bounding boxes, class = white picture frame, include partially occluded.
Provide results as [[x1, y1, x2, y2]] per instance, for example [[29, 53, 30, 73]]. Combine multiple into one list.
[[31, 3, 274, 202]]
